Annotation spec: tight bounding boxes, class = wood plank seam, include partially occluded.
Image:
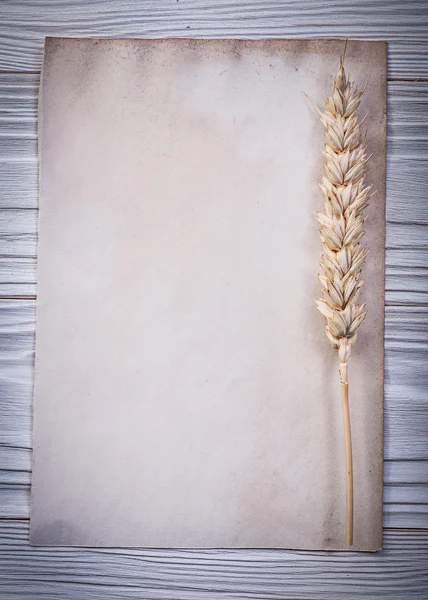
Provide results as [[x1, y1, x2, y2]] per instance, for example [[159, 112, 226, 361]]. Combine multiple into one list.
[[0, 22, 426, 592]]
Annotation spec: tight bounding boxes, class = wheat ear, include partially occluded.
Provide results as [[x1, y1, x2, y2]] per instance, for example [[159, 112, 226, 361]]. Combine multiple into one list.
[[315, 50, 372, 547]]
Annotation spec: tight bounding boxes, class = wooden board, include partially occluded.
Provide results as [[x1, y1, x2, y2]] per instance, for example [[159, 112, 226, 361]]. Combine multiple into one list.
[[1, 299, 427, 527], [0, 1, 427, 596], [0, 522, 427, 600], [0, 1, 427, 78]]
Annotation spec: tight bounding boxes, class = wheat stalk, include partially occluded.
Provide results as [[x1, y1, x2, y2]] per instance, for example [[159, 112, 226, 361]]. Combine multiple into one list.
[[315, 47, 373, 547]]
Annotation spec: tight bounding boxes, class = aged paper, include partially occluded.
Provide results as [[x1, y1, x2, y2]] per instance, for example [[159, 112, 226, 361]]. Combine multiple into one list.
[[31, 38, 386, 550]]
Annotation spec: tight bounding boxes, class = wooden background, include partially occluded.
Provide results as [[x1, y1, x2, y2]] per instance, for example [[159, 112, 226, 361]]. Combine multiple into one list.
[[0, 1, 427, 597]]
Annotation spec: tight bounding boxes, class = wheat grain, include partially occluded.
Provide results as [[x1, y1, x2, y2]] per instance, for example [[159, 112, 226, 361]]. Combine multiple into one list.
[[316, 55, 371, 367], [315, 48, 373, 546]]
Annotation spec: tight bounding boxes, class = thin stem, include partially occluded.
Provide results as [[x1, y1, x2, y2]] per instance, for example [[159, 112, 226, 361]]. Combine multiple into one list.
[[340, 361, 353, 546]]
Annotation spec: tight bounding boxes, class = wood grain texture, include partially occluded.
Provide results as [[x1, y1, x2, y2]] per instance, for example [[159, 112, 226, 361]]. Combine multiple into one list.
[[0, 77, 427, 299], [0, 522, 427, 599], [0, 58, 424, 199], [1, 77, 427, 223], [0, 0, 427, 77], [0, 7, 427, 594], [2, 232, 428, 299], [1, 300, 427, 526]]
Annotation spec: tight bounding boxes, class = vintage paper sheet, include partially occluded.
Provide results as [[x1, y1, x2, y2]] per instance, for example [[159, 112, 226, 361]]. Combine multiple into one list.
[[31, 38, 386, 550]]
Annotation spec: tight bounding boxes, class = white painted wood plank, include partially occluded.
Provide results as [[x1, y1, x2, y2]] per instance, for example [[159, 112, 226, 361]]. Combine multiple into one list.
[[0, 209, 37, 257], [385, 306, 428, 352], [1, 216, 428, 301], [0, 214, 427, 263], [384, 404, 428, 462], [384, 460, 428, 484], [0, 470, 28, 485], [0, 162, 38, 209], [2, 456, 427, 487], [3, 480, 428, 527], [0, 137, 37, 160], [0, 485, 29, 518], [0, 460, 420, 489], [1, 211, 428, 302], [0, 77, 427, 298], [0, 485, 405, 528], [0, 258, 36, 296], [0, 365, 32, 450], [0, 0, 427, 78], [0, 445, 31, 475], [1, 77, 426, 227], [0, 300, 427, 528], [390, 40, 428, 79], [385, 483, 428, 505], [20, 81, 428, 163], [384, 505, 428, 529], [387, 223, 428, 250], [1, 251, 426, 300], [1, 213, 428, 261], [1, 301, 427, 368], [0, 522, 427, 599], [2, 214, 428, 260]]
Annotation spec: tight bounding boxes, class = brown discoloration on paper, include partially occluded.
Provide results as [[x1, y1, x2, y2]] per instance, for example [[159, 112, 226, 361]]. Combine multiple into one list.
[[31, 38, 386, 550]]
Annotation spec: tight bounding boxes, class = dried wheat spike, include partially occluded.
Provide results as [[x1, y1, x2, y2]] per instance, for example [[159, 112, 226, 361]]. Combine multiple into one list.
[[314, 49, 374, 547], [315, 53, 372, 371]]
